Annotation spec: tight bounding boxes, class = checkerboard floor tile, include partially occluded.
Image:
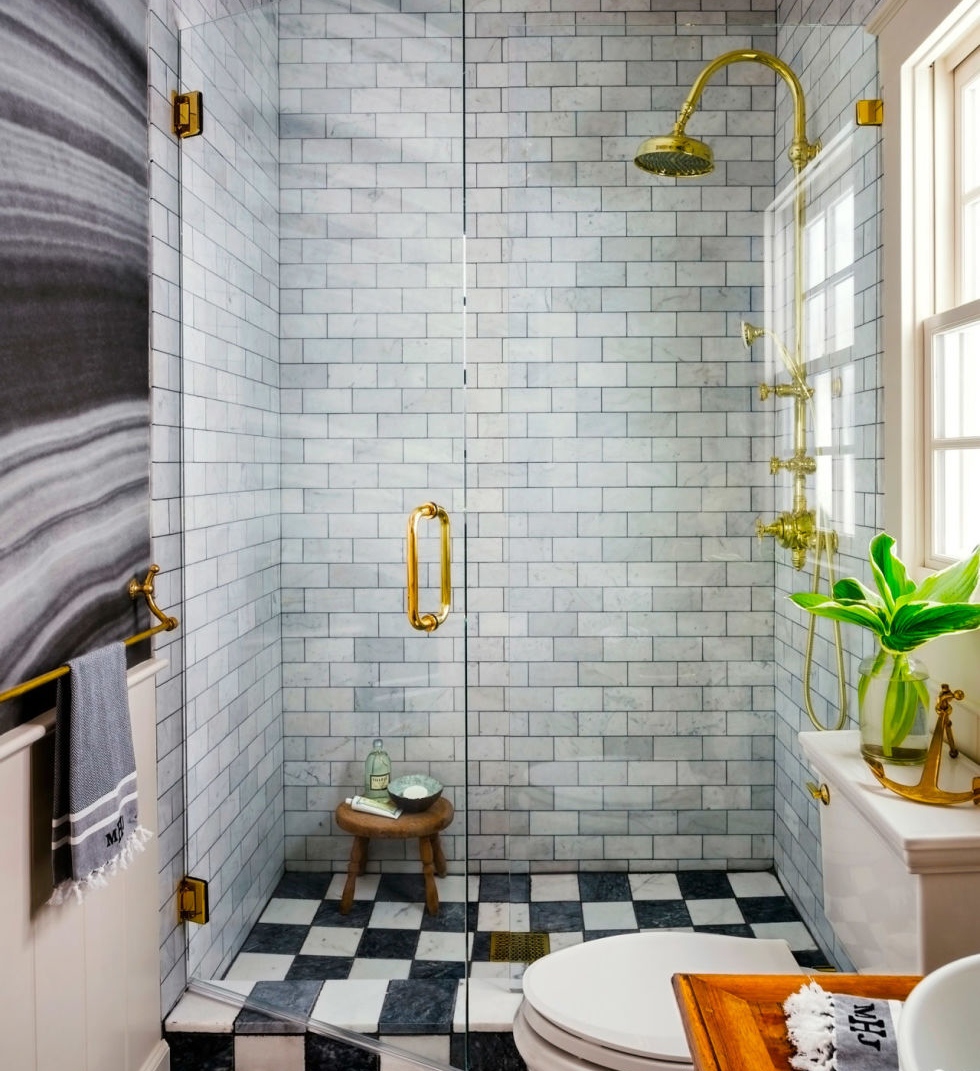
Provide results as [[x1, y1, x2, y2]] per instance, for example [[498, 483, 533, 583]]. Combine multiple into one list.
[[212, 869, 830, 1036]]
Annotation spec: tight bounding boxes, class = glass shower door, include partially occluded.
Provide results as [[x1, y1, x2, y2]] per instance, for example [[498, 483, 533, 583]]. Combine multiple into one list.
[[176, 0, 471, 1055]]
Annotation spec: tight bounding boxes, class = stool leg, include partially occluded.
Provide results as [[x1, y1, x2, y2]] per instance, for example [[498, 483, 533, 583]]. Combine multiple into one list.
[[431, 833, 447, 877], [418, 836, 439, 915], [341, 835, 368, 915]]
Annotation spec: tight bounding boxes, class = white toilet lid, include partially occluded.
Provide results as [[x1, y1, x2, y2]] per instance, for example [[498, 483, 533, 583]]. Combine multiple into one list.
[[522, 931, 802, 1062]]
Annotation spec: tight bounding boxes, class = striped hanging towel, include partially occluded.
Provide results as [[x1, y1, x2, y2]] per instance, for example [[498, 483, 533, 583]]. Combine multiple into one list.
[[49, 642, 151, 904]]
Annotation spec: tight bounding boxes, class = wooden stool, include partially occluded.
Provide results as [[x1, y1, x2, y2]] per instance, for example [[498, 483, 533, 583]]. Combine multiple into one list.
[[334, 796, 454, 916]]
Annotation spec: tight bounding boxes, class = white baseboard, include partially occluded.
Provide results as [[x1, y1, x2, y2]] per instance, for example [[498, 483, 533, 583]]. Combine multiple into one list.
[[138, 1039, 170, 1071]]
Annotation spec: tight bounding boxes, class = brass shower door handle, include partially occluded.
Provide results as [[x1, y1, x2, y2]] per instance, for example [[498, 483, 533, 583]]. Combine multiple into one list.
[[406, 502, 451, 632]]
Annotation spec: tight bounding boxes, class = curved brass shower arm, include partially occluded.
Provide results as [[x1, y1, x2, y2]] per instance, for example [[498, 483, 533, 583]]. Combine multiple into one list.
[[672, 49, 820, 173]]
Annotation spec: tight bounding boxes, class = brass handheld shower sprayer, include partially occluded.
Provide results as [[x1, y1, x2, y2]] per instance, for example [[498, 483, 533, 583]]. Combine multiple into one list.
[[635, 49, 847, 730]]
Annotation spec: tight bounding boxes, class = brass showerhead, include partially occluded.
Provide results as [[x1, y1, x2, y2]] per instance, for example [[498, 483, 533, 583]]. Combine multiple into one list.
[[633, 132, 714, 178], [741, 320, 765, 350], [633, 49, 819, 181]]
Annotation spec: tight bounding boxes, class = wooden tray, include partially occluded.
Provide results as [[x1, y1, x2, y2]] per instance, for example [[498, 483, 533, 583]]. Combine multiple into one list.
[[672, 973, 920, 1071]]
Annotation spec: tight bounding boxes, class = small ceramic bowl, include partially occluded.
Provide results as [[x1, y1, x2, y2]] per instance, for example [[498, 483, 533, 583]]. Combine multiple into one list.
[[387, 774, 443, 813]]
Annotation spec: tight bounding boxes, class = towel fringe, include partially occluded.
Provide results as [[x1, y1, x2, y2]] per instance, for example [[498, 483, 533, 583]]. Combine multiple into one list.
[[784, 981, 836, 1071], [47, 826, 152, 907]]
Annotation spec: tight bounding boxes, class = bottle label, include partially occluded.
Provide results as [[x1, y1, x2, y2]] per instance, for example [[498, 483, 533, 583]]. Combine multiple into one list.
[[369, 773, 389, 791]]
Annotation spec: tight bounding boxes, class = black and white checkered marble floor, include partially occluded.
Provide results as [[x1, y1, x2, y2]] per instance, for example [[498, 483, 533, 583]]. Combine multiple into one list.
[[167, 868, 827, 1054]]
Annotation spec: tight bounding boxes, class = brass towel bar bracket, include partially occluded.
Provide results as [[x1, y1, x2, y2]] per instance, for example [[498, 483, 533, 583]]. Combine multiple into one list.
[[0, 565, 180, 706]]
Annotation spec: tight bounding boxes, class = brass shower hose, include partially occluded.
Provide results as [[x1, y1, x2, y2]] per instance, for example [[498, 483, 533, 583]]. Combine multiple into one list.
[[802, 529, 848, 731]]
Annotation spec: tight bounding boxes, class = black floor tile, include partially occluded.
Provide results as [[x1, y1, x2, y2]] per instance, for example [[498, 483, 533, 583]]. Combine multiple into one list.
[[240, 922, 311, 955], [737, 895, 803, 923], [529, 900, 584, 931], [313, 897, 373, 928], [677, 871, 735, 899], [634, 899, 693, 928], [479, 873, 530, 902], [235, 979, 322, 1034], [693, 923, 755, 938], [286, 955, 354, 981], [274, 871, 333, 899], [379, 978, 457, 1034], [409, 959, 467, 979], [579, 872, 631, 901], [307, 1032, 379, 1071], [358, 927, 419, 960], [167, 1032, 234, 1071], [376, 873, 427, 902]]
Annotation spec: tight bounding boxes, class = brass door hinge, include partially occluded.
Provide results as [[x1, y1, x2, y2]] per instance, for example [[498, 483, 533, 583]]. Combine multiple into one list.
[[855, 99, 883, 126], [177, 876, 209, 924], [172, 91, 203, 138]]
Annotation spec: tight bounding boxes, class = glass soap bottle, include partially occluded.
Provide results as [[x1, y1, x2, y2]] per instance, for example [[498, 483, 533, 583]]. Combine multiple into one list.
[[363, 739, 391, 799]]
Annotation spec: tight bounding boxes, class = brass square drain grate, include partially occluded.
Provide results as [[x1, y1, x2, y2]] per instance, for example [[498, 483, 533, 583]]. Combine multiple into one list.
[[489, 931, 550, 964]]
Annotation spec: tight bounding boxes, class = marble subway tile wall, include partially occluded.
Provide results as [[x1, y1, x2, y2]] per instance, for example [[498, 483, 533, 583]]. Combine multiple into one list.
[[772, 2, 881, 968], [149, 0, 284, 1001], [280, 1, 781, 876]]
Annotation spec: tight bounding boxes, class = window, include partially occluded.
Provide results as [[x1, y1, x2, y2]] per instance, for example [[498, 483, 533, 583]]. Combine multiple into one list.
[[923, 42, 980, 563]]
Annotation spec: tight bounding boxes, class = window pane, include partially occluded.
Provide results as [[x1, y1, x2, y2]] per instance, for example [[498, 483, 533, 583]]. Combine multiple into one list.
[[933, 318, 980, 437], [805, 290, 825, 361], [833, 277, 854, 351], [961, 70, 980, 192], [805, 214, 825, 288], [963, 196, 980, 302], [933, 448, 980, 559], [830, 193, 854, 275]]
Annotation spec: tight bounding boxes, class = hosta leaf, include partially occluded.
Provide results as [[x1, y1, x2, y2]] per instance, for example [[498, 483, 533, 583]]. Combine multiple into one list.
[[789, 593, 886, 634], [883, 601, 980, 652], [913, 546, 980, 605], [870, 533, 916, 610], [833, 577, 881, 605]]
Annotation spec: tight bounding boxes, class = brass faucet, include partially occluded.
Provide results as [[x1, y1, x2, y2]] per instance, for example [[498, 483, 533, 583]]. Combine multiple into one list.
[[865, 684, 980, 806], [756, 509, 817, 571]]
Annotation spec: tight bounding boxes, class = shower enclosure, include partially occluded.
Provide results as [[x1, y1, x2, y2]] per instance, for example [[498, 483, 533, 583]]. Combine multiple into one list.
[[171, 0, 880, 1058]]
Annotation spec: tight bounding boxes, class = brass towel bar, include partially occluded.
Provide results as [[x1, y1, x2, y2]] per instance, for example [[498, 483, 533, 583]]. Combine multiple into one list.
[[0, 565, 179, 706]]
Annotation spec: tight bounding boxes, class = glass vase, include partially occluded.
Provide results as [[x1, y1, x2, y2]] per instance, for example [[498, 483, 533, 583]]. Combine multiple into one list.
[[857, 648, 930, 766]]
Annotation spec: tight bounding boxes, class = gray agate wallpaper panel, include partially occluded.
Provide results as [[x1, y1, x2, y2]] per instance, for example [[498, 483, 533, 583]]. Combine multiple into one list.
[[0, 0, 151, 732]]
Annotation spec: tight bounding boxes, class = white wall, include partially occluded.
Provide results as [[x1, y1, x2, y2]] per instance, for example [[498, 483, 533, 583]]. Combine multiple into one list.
[[0, 663, 168, 1071]]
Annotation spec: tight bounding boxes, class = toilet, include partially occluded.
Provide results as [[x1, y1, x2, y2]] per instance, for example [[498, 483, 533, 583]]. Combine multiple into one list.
[[516, 727, 980, 1070], [513, 931, 801, 1071]]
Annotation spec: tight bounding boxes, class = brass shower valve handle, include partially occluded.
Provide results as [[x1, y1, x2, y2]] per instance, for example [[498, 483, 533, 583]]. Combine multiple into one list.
[[769, 453, 817, 477], [759, 381, 812, 401], [755, 509, 816, 570]]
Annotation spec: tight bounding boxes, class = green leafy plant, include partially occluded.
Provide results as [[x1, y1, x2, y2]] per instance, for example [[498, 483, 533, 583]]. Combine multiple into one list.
[[790, 534, 980, 754]]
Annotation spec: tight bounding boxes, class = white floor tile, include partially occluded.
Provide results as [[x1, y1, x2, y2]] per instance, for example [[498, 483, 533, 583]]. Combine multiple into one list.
[[300, 926, 363, 957], [370, 900, 425, 929], [530, 874, 579, 901], [415, 930, 472, 961], [235, 1034, 304, 1071], [728, 872, 784, 898], [327, 872, 380, 902], [453, 979, 524, 1031], [629, 873, 683, 900], [348, 957, 412, 980], [582, 901, 638, 930], [164, 983, 254, 1032], [259, 897, 321, 926], [477, 901, 529, 931], [686, 899, 745, 926], [311, 979, 388, 1034], [223, 954, 294, 981], [750, 920, 817, 949]]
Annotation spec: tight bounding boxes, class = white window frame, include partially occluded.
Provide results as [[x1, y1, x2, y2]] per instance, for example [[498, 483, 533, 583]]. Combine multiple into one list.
[[876, 0, 980, 572]]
